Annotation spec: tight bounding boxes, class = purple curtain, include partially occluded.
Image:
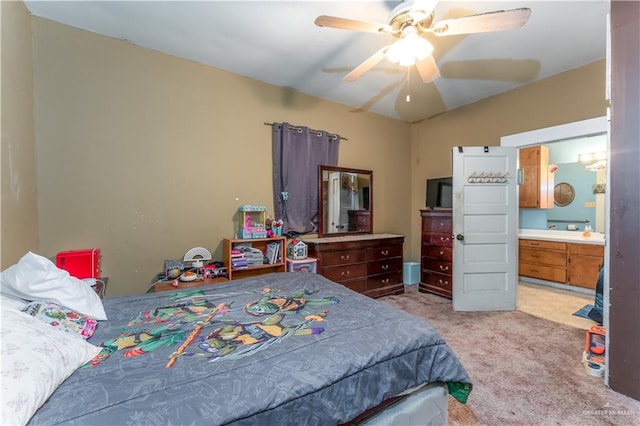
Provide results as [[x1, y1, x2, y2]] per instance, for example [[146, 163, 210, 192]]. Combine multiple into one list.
[[272, 123, 340, 235]]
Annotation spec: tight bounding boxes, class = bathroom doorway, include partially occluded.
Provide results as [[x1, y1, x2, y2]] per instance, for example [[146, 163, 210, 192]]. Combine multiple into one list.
[[500, 116, 609, 329]]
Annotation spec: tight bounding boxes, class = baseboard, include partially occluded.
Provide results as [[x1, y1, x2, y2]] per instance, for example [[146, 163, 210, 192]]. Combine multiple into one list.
[[519, 276, 595, 296]]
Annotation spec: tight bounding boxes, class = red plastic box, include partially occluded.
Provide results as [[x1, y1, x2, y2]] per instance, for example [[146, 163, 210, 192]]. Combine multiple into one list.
[[56, 249, 101, 279]]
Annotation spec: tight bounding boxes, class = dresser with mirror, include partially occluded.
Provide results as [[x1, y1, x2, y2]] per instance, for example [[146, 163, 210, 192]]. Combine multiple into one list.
[[304, 165, 405, 298]]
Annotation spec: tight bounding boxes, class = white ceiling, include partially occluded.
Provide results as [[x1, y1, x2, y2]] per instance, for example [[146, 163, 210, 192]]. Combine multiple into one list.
[[24, 1, 610, 123]]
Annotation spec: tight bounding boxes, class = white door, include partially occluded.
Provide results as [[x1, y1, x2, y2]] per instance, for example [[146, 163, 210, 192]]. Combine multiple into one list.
[[328, 172, 341, 233], [452, 146, 518, 311]]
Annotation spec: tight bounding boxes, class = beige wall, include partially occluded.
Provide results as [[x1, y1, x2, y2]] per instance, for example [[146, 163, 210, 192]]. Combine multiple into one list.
[[31, 18, 412, 296], [408, 61, 607, 261], [6, 13, 607, 296], [1, 1, 39, 268]]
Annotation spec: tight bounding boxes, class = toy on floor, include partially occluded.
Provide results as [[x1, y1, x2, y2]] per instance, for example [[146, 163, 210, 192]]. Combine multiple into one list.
[[582, 325, 606, 377]]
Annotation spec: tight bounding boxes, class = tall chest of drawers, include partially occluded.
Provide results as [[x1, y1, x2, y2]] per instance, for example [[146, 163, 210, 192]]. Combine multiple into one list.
[[304, 234, 404, 298], [419, 210, 453, 299]]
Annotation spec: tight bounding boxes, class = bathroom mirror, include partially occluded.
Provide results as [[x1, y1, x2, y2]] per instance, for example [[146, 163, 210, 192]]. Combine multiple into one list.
[[554, 182, 575, 207], [318, 165, 372, 237]]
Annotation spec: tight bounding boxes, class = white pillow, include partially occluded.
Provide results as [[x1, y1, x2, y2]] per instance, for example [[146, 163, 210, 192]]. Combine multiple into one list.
[[0, 252, 107, 320], [0, 293, 28, 311], [0, 302, 101, 426]]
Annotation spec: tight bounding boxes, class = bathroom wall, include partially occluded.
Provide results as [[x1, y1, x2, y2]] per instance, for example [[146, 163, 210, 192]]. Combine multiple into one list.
[[519, 134, 607, 231]]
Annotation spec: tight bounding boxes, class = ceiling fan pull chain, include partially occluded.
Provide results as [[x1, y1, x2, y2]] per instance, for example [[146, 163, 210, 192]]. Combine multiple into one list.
[[406, 67, 411, 103]]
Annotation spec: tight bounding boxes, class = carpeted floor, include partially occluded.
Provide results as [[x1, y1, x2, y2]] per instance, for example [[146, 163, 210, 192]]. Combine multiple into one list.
[[380, 288, 640, 426]]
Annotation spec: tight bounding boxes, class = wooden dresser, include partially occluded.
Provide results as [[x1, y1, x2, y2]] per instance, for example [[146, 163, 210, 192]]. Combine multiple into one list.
[[347, 210, 371, 232], [419, 210, 453, 299], [304, 234, 404, 298]]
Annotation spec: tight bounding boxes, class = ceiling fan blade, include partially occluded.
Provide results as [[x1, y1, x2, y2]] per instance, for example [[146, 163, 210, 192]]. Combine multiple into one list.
[[430, 8, 531, 36], [415, 55, 440, 83], [314, 15, 391, 34], [344, 46, 389, 82]]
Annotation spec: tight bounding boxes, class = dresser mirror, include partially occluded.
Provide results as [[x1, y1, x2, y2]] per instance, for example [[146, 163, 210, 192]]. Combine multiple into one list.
[[318, 165, 373, 237]]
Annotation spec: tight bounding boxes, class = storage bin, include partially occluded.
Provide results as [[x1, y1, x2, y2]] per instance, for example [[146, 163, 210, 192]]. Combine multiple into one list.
[[403, 262, 419, 285], [286, 257, 317, 273], [56, 249, 101, 279]]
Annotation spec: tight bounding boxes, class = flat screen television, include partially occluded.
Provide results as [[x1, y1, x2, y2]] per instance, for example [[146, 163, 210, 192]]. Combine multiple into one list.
[[426, 177, 453, 209]]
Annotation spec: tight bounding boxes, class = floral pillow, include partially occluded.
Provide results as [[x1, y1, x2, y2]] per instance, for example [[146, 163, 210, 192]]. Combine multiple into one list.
[[0, 300, 101, 426], [21, 301, 97, 339]]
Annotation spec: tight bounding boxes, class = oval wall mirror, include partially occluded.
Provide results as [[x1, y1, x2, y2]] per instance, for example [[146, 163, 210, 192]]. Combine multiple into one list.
[[554, 182, 575, 207]]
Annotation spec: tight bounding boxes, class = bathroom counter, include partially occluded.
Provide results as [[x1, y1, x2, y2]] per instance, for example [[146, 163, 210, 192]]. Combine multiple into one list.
[[519, 229, 605, 246]]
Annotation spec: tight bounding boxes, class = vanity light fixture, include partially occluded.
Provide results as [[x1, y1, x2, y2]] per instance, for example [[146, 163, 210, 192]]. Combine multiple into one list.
[[578, 151, 607, 163]]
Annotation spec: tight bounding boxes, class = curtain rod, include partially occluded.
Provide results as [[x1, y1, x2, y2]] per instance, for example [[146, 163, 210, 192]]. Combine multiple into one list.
[[264, 122, 348, 141]]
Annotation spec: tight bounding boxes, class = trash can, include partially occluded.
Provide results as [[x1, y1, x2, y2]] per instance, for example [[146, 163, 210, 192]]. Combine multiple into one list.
[[403, 262, 420, 285]]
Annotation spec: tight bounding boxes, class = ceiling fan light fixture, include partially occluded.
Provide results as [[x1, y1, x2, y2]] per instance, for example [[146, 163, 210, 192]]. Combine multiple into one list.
[[386, 29, 433, 66], [406, 30, 433, 59]]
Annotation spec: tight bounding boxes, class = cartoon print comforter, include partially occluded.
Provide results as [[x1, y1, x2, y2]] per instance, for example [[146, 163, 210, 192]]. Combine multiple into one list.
[[29, 272, 471, 425]]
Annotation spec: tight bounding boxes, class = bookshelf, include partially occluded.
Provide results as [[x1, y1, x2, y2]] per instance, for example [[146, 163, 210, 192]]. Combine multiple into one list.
[[223, 237, 286, 280]]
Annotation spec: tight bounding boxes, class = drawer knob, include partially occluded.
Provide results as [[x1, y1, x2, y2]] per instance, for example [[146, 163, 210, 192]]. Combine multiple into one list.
[[440, 237, 450, 242], [341, 270, 350, 276], [381, 250, 389, 256], [381, 264, 389, 271], [439, 251, 444, 256], [341, 254, 350, 260], [438, 279, 449, 286], [439, 265, 449, 272], [382, 278, 389, 284]]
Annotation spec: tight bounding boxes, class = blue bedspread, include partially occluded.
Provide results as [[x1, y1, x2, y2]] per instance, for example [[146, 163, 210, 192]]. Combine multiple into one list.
[[29, 272, 471, 425]]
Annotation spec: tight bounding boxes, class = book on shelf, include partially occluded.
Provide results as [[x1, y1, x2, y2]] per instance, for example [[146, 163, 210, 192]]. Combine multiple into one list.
[[265, 242, 280, 265]]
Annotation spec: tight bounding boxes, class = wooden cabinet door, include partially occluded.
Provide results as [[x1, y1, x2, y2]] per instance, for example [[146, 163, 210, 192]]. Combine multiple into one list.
[[568, 255, 602, 289], [519, 146, 553, 208], [568, 243, 604, 289]]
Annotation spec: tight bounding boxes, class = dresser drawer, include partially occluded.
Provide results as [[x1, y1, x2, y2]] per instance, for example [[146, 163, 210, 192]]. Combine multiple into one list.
[[423, 259, 452, 275], [367, 271, 402, 290], [365, 245, 403, 261], [367, 257, 402, 276], [421, 245, 452, 261], [341, 278, 367, 293], [322, 250, 366, 267], [323, 263, 367, 283], [519, 262, 566, 282], [422, 217, 452, 233], [519, 248, 567, 267], [423, 233, 453, 247], [421, 271, 452, 292]]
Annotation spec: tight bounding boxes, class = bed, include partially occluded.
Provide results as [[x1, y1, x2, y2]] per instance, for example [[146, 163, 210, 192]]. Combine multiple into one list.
[[1, 253, 471, 425]]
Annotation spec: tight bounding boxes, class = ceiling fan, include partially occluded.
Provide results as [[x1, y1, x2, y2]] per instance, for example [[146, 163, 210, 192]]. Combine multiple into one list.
[[314, 0, 531, 83]]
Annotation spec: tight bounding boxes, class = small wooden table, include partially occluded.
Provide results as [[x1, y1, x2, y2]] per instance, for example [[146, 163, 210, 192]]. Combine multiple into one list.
[[153, 277, 229, 293]]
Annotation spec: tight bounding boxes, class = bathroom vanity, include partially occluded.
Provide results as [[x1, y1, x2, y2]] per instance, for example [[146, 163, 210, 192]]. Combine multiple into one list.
[[518, 229, 604, 290]]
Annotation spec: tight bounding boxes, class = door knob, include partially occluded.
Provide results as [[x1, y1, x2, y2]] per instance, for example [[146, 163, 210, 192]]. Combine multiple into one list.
[[456, 234, 465, 241]]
